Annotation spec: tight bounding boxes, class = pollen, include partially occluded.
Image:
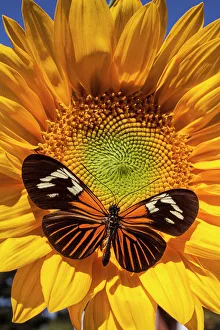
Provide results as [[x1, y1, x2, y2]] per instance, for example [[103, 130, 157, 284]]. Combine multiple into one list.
[[38, 91, 193, 209]]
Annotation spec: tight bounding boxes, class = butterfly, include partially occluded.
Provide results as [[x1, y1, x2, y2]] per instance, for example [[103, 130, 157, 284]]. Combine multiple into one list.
[[22, 154, 199, 273]]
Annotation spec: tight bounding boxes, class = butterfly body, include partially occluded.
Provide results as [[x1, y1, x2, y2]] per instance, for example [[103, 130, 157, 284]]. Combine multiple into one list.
[[22, 154, 199, 273], [102, 204, 120, 266]]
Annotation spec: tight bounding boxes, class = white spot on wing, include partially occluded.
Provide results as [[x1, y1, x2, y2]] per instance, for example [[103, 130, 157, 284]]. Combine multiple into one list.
[[152, 207, 159, 213], [161, 197, 176, 204], [63, 168, 80, 182], [40, 176, 53, 182], [153, 193, 167, 200], [146, 201, 159, 213], [67, 179, 83, 195], [51, 169, 68, 179], [47, 193, 59, 198], [40, 167, 81, 184], [37, 182, 55, 189], [172, 204, 183, 213], [170, 210, 184, 220], [165, 218, 175, 224]]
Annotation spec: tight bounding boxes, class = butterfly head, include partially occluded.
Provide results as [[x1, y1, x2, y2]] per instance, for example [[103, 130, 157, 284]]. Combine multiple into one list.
[[109, 204, 120, 216]]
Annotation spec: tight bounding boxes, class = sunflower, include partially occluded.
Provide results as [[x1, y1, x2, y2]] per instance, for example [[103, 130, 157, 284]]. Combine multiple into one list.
[[0, 0, 220, 329]]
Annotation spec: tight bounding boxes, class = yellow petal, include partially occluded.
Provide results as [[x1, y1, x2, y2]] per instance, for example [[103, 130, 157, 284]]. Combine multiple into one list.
[[195, 183, 220, 206], [0, 187, 44, 238], [185, 258, 220, 313], [185, 296, 204, 330], [188, 122, 220, 146], [0, 96, 42, 149], [0, 44, 56, 120], [192, 160, 220, 170], [0, 170, 21, 188], [153, 0, 168, 46], [0, 140, 30, 166], [189, 136, 220, 163], [192, 169, 220, 184], [198, 201, 220, 225], [114, 2, 160, 94], [54, 0, 81, 93], [106, 263, 156, 329], [3, 15, 58, 116], [12, 258, 46, 323], [0, 148, 21, 180], [140, 247, 194, 324], [156, 38, 220, 111], [68, 255, 106, 330], [110, 0, 142, 43], [178, 18, 220, 60], [143, 3, 204, 95], [174, 73, 220, 134], [188, 256, 220, 279], [69, 0, 114, 95], [0, 63, 47, 130], [174, 222, 220, 260], [41, 253, 93, 312], [84, 289, 122, 330], [0, 235, 51, 271], [3, 15, 31, 54], [22, 0, 69, 105]]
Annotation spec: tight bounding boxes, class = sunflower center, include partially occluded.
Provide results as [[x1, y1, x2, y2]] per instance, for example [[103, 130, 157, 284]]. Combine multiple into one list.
[[39, 92, 193, 209]]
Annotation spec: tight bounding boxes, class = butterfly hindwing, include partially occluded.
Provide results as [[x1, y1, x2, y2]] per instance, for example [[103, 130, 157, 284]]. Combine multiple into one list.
[[112, 224, 166, 273], [42, 210, 106, 259], [120, 189, 199, 236]]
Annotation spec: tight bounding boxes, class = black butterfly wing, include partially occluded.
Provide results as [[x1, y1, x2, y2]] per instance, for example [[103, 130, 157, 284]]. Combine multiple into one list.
[[112, 225, 166, 273], [42, 210, 106, 259], [22, 154, 107, 214], [119, 189, 199, 236]]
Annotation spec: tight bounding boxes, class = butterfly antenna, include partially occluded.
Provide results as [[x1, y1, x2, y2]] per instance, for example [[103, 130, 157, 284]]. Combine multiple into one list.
[[81, 164, 117, 204], [117, 177, 160, 207]]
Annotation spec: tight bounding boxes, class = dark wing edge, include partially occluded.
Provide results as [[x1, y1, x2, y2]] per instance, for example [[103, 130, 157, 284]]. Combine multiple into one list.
[[22, 154, 107, 214], [42, 210, 105, 259], [112, 225, 166, 273], [145, 189, 199, 236], [120, 189, 199, 237]]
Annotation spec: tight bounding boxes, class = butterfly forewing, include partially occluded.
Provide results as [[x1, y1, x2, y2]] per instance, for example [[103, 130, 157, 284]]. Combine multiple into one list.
[[43, 210, 106, 259], [112, 225, 166, 272], [120, 189, 199, 236], [22, 154, 107, 214]]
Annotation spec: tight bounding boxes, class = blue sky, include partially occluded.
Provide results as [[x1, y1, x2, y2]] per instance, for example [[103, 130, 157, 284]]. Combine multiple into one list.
[[0, 0, 219, 47]]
